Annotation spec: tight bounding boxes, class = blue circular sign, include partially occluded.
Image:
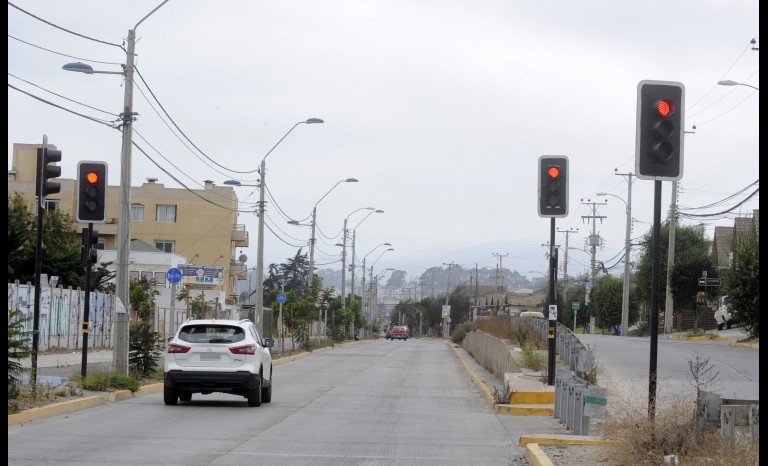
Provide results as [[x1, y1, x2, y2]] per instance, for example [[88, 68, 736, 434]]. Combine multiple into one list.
[[167, 267, 183, 284], [276, 293, 287, 304]]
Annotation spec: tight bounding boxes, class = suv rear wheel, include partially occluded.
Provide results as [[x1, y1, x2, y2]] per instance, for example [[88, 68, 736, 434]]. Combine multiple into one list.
[[248, 372, 263, 407], [164, 386, 178, 406]]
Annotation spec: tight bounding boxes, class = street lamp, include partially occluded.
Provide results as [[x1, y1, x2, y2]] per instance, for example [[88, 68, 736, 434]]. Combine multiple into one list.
[[717, 80, 759, 91], [340, 207, 375, 311], [349, 209, 384, 313], [289, 178, 358, 286], [597, 191, 632, 337], [225, 118, 323, 335], [368, 248, 394, 325], [374, 267, 395, 331], [62, 0, 170, 374], [359, 242, 391, 330], [289, 177, 357, 340]]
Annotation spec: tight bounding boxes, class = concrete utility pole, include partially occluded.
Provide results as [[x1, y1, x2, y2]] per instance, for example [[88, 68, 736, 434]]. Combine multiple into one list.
[[557, 228, 579, 293], [442, 262, 456, 337], [581, 199, 607, 312], [664, 181, 678, 334], [615, 171, 635, 336], [492, 252, 508, 295]]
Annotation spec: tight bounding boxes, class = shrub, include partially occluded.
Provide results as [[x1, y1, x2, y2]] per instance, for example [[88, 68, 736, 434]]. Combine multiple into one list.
[[72, 371, 141, 392], [129, 321, 163, 378], [8, 308, 32, 396], [451, 322, 475, 344], [521, 340, 544, 371]]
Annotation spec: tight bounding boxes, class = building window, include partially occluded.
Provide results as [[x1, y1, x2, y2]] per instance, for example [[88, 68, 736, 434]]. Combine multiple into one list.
[[44, 199, 60, 212], [140, 271, 153, 281], [129, 271, 140, 281], [155, 240, 175, 253], [131, 204, 145, 221], [156, 204, 177, 223], [154, 271, 167, 285]]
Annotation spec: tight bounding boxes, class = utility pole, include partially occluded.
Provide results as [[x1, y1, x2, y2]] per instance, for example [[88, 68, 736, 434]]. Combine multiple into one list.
[[442, 262, 456, 337], [556, 228, 578, 293], [581, 199, 606, 324], [430, 268, 437, 298], [615, 170, 635, 336], [664, 181, 678, 334], [492, 253, 508, 306]]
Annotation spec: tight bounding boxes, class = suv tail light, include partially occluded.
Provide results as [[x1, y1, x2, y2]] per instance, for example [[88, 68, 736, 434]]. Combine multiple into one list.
[[230, 344, 257, 355], [167, 343, 191, 354]]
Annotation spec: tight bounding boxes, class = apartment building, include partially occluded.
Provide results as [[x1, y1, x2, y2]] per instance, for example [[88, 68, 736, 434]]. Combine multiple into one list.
[[8, 143, 250, 307]]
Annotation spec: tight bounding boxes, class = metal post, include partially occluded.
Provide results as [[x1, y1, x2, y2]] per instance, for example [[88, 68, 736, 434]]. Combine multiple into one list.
[[341, 219, 348, 310]]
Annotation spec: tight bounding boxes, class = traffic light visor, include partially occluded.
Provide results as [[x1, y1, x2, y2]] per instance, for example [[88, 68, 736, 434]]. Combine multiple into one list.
[[547, 166, 560, 179], [86, 171, 99, 184], [655, 99, 674, 117]]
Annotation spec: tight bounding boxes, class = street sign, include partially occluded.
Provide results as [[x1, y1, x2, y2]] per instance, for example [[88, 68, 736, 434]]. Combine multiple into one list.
[[698, 278, 721, 286], [571, 301, 581, 311], [276, 293, 287, 303], [167, 267, 182, 284]]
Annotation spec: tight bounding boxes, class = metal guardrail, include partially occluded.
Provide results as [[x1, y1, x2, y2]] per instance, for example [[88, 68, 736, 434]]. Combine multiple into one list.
[[697, 390, 759, 441], [512, 316, 599, 435]]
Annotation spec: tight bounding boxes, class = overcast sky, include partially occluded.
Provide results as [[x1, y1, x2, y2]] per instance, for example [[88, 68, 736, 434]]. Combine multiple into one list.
[[8, 0, 759, 284]]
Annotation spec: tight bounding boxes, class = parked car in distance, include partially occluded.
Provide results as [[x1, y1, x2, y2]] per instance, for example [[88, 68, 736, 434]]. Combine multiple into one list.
[[164, 318, 274, 407], [385, 322, 396, 340], [519, 311, 545, 319], [714, 296, 733, 330], [390, 325, 409, 340]]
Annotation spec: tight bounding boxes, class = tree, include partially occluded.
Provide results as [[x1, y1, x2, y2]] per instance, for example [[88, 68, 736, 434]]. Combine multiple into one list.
[[7, 194, 84, 289], [7, 308, 32, 398], [264, 249, 310, 302], [634, 223, 713, 327], [725, 225, 759, 337], [128, 276, 162, 377], [589, 274, 623, 333]]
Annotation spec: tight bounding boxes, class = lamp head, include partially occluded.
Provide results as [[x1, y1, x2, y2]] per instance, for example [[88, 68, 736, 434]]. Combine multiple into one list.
[[345, 178, 358, 183], [223, 180, 242, 186], [375, 209, 384, 213], [717, 80, 739, 86], [306, 118, 324, 124], [596, 192, 608, 196], [62, 62, 94, 74], [383, 242, 391, 246], [287, 220, 299, 225]]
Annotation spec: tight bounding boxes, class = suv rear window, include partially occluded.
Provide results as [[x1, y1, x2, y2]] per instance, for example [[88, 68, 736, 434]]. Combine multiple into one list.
[[178, 325, 245, 344]]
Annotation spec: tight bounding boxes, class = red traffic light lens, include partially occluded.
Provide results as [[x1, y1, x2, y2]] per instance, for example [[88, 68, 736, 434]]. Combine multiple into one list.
[[655, 99, 674, 117], [86, 171, 99, 184], [547, 166, 560, 179]]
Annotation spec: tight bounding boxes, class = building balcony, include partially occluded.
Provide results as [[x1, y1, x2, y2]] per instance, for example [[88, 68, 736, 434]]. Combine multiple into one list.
[[231, 224, 249, 247], [229, 260, 246, 279]]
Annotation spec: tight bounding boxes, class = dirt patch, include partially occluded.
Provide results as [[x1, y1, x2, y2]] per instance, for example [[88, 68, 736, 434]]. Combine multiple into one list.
[[538, 443, 620, 465]]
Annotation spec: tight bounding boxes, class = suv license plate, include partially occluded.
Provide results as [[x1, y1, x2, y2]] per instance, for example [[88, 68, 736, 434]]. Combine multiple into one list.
[[200, 353, 221, 361]]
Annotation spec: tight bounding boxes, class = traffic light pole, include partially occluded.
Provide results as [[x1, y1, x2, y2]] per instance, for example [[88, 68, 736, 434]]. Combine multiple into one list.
[[81, 224, 94, 378], [648, 180, 662, 421], [547, 218, 557, 386]]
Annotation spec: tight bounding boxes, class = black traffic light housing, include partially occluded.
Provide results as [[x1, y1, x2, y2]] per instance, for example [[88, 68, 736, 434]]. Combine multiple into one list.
[[538, 155, 569, 218], [36, 147, 62, 204], [77, 161, 108, 223], [636, 80, 685, 181], [81, 228, 103, 268]]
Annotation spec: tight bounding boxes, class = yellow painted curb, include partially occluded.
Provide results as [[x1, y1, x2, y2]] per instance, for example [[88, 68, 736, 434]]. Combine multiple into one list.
[[524, 443, 555, 466], [509, 391, 555, 404], [8, 396, 105, 425], [139, 383, 164, 394], [447, 342, 496, 408], [495, 404, 554, 416], [108, 390, 134, 402], [519, 434, 618, 446]]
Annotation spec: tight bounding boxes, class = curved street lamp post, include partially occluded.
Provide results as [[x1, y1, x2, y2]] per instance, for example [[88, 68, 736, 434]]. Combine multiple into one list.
[[597, 191, 632, 337], [224, 117, 323, 335]]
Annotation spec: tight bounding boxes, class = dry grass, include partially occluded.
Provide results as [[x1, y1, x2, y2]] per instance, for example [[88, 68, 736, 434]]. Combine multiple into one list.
[[599, 391, 758, 465]]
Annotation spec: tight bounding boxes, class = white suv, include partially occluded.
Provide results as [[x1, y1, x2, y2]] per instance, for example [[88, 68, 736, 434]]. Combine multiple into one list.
[[164, 318, 274, 407]]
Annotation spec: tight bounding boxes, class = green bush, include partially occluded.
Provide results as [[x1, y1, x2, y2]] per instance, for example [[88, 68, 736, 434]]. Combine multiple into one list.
[[72, 371, 142, 392], [521, 340, 544, 371], [451, 322, 476, 344], [129, 321, 163, 378]]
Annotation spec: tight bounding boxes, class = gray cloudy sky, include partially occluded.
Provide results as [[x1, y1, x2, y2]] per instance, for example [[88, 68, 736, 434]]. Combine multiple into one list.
[[8, 1, 759, 283]]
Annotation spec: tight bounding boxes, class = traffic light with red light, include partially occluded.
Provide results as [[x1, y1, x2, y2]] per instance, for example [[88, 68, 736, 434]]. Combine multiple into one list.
[[636, 80, 685, 180], [538, 156, 569, 217], [77, 161, 108, 223], [36, 147, 62, 205]]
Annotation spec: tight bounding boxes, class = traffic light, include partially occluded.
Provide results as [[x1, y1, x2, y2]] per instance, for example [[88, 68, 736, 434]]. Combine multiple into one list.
[[81, 228, 103, 267], [36, 147, 62, 203], [77, 161, 108, 223], [538, 156, 568, 217], [636, 80, 685, 180]]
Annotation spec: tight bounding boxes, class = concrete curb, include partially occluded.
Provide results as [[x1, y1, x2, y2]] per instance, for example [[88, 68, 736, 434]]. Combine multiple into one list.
[[520, 434, 619, 466], [524, 443, 555, 466], [447, 341, 496, 408], [8, 395, 106, 425]]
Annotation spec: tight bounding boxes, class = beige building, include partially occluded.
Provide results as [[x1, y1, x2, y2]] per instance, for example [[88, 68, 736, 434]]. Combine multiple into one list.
[[8, 143, 250, 304]]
